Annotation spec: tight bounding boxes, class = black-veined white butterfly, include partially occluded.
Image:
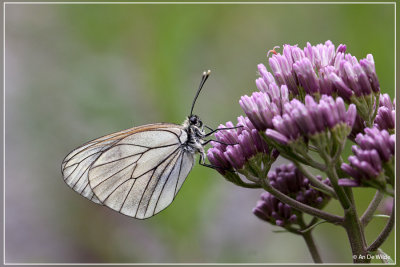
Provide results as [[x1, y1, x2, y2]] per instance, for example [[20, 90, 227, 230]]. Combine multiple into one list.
[[61, 70, 231, 219]]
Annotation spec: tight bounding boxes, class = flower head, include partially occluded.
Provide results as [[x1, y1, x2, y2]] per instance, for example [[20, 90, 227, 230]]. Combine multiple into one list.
[[331, 53, 380, 123], [260, 40, 379, 101], [253, 192, 297, 227], [341, 128, 395, 188], [244, 40, 380, 139], [335, 55, 376, 97], [293, 58, 321, 95], [268, 164, 331, 206], [207, 116, 277, 178], [374, 94, 395, 133], [359, 54, 380, 93], [252, 41, 381, 132], [355, 128, 394, 162], [253, 164, 331, 227], [265, 95, 356, 145], [239, 84, 288, 131], [268, 49, 300, 95]]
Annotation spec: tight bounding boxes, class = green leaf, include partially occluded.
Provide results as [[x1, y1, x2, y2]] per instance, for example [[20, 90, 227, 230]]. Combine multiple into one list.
[[373, 214, 390, 219], [272, 230, 290, 233], [299, 220, 328, 233]]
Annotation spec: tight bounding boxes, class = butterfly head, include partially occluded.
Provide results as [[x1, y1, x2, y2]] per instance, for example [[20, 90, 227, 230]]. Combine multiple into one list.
[[184, 114, 205, 144], [188, 114, 203, 128]]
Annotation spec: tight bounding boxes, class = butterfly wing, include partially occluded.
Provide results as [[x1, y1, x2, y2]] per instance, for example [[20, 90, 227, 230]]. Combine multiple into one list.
[[62, 123, 195, 219], [61, 127, 140, 204]]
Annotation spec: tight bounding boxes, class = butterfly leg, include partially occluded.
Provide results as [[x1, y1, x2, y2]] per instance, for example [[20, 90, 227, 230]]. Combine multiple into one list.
[[203, 139, 237, 146], [198, 152, 222, 170], [204, 125, 243, 137]]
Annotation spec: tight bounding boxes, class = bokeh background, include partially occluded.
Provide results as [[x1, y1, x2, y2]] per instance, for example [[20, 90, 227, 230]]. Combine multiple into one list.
[[5, 2, 395, 264]]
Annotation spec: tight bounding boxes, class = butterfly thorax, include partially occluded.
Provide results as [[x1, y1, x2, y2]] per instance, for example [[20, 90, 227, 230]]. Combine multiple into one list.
[[182, 115, 206, 156]]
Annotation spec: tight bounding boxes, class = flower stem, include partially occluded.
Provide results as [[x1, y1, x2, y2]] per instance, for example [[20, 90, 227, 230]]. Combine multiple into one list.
[[325, 161, 351, 209], [295, 163, 336, 198], [361, 190, 384, 226], [367, 199, 394, 252], [301, 230, 323, 263], [298, 215, 323, 263], [326, 159, 369, 262], [342, 205, 369, 263], [258, 177, 343, 224]]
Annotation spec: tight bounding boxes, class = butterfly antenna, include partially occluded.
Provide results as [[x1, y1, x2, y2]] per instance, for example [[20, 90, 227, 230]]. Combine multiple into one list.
[[190, 70, 211, 117]]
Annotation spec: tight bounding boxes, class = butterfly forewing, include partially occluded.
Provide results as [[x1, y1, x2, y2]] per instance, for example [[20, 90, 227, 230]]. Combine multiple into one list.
[[61, 128, 138, 204], [62, 123, 195, 219]]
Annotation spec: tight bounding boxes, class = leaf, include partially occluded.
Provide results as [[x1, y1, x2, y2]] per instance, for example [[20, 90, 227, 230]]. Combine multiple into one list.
[[299, 220, 328, 233], [309, 184, 335, 198], [272, 230, 290, 233], [373, 214, 390, 219]]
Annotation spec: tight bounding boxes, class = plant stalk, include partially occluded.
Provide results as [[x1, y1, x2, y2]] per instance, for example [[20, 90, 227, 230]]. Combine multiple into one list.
[[368, 200, 395, 252], [298, 215, 323, 263], [258, 177, 343, 224], [325, 161, 351, 209], [361, 190, 384, 226], [301, 230, 323, 263], [327, 161, 369, 263], [343, 205, 369, 263], [295, 163, 336, 198]]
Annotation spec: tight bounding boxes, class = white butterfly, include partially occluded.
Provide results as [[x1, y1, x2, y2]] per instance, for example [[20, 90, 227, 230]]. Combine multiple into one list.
[[61, 70, 226, 219]]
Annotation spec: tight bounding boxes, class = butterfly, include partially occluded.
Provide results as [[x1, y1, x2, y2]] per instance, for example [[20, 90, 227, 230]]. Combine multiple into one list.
[[61, 70, 233, 219]]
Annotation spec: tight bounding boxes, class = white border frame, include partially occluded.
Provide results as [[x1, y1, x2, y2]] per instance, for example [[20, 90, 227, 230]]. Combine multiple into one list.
[[3, 1, 397, 265]]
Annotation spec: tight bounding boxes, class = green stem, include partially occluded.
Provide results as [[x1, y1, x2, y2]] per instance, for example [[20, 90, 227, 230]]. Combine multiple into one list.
[[370, 92, 380, 124], [225, 171, 261, 188], [343, 206, 369, 263], [326, 159, 368, 263], [260, 132, 325, 170], [237, 181, 261, 188], [298, 152, 327, 171], [360, 190, 384, 226], [298, 215, 323, 263], [301, 230, 323, 263], [295, 163, 336, 198], [325, 161, 351, 209], [258, 178, 343, 224], [368, 200, 394, 252], [332, 133, 346, 162]]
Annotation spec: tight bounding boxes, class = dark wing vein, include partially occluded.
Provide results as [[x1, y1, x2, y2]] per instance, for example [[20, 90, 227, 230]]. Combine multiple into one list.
[[140, 150, 182, 217], [72, 162, 91, 190], [91, 142, 179, 170], [146, 129, 182, 143], [152, 150, 185, 214], [91, 149, 149, 169], [91, 159, 138, 190], [99, 153, 144, 205], [114, 143, 179, 149], [117, 155, 141, 212], [133, 147, 181, 217], [62, 128, 140, 162], [93, 145, 181, 211], [63, 150, 102, 173], [173, 151, 185, 197]]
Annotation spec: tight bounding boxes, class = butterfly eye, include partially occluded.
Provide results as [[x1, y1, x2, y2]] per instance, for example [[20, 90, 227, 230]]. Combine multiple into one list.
[[189, 115, 198, 125]]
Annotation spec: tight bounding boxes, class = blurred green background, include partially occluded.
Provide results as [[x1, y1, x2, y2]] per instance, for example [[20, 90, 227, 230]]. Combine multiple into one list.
[[5, 2, 395, 263]]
